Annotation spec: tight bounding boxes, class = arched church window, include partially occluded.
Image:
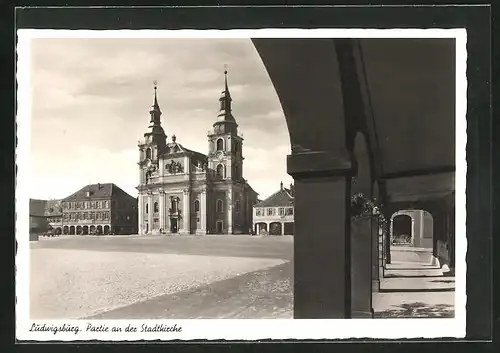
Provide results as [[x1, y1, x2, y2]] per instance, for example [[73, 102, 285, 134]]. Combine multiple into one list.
[[216, 164, 225, 178], [154, 202, 159, 213], [235, 200, 241, 213], [216, 138, 224, 151], [146, 203, 149, 214], [194, 200, 200, 213], [146, 148, 152, 159], [216, 199, 224, 213]]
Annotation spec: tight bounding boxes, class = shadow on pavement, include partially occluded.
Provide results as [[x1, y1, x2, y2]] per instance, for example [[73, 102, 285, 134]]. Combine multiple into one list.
[[374, 302, 454, 318], [86, 261, 294, 320]]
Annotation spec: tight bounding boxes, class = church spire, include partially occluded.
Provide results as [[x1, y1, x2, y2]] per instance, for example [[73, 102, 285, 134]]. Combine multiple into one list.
[[218, 66, 232, 116], [149, 80, 162, 124], [142, 80, 167, 153], [224, 65, 231, 99]]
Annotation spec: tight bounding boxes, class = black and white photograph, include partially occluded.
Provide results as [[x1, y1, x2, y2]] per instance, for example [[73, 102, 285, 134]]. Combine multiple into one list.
[[16, 28, 467, 340]]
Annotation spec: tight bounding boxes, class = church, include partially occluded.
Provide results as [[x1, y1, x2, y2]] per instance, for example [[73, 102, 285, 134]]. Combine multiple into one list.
[[136, 70, 259, 235]]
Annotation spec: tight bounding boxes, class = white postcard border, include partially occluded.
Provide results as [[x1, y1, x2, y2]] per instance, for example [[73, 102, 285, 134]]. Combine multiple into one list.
[[16, 28, 467, 341]]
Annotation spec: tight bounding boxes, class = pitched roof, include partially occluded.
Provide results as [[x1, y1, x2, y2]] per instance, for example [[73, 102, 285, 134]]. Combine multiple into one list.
[[254, 187, 294, 207], [29, 199, 47, 217], [62, 183, 135, 201], [44, 199, 63, 216]]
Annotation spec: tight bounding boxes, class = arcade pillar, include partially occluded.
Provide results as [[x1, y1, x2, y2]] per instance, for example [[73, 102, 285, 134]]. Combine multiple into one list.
[[288, 152, 352, 318]]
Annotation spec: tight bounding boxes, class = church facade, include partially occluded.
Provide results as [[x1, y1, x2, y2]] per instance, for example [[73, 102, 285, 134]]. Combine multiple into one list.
[[136, 71, 259, 235]]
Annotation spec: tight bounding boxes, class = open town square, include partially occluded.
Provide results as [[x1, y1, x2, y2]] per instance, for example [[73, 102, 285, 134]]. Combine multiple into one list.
[[30, 234, 454, 320]]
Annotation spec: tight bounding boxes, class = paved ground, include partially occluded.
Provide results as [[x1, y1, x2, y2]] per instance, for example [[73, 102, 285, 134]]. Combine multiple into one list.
[[373, 260, 455, 318], [30, 235, 454, 319], [88, 261, 293, 320], [30, 235, 293, 319], [33, 235, 293, 260]]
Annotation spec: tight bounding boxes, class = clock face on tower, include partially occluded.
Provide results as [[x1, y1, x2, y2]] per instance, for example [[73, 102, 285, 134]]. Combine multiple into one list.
[[216, 151, 224, 161]]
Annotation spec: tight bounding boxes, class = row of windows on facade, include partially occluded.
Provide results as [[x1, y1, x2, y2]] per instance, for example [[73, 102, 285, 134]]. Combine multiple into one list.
[[64, 201, 112, 209], [145, 199, 242, 214], [149, 217, 202, 224], [61, 212, 133, 221], [255, 207, 294, 217], [63, 212, 110, 221]]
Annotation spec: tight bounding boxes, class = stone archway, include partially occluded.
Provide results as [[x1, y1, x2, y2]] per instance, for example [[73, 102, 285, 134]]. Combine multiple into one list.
[[69, 226, 75, 235], [387, 206, 437, 265], [103, 225, 110, 235], [255, 222, 267, 235], [90, 225, 96, 235], [251, 38, 456, 319], [269, 222, 282, 236], [63, 226, 69, 235], [390, 209, 435, 248], [391, 214, 412, 245], [82, 226, 89, 235], [76, 226, 82, 235], [96, 225, 103, 235]]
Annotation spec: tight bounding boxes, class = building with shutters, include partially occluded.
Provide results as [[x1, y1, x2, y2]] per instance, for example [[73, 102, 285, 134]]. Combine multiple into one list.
[[253, 182, 294, 235], [61, 183, 138, 235], [136, 70, 258, 235]]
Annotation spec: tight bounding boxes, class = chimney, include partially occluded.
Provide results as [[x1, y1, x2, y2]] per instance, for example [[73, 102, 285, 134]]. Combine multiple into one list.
[[280, 181, 283, 190]]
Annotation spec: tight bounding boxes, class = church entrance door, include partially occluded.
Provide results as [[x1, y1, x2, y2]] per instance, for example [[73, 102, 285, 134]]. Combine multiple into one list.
[[171, 218, 178, 233], [216, 221, 223, 234]]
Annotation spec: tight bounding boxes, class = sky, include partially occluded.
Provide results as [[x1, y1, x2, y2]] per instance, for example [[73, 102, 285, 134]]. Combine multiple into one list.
[[27, 37, 293, 200]]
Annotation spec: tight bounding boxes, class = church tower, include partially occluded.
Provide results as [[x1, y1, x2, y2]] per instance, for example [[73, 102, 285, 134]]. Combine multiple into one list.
[[207, 69, 244, 182], [138, 83, 168, 181], [207, 68, 247, 235]]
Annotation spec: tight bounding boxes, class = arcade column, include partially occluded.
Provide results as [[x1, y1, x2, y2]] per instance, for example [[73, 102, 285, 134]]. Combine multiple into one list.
[[138, 193, 143, 235], [288, 151, 352, 318], [227, 188, 233, 234], [159, 190, 165, 233], [147, 192, 153, 234], [181, 189, 190, 235], [253, 37, 355, 318], [198, 187, 207, 235]]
